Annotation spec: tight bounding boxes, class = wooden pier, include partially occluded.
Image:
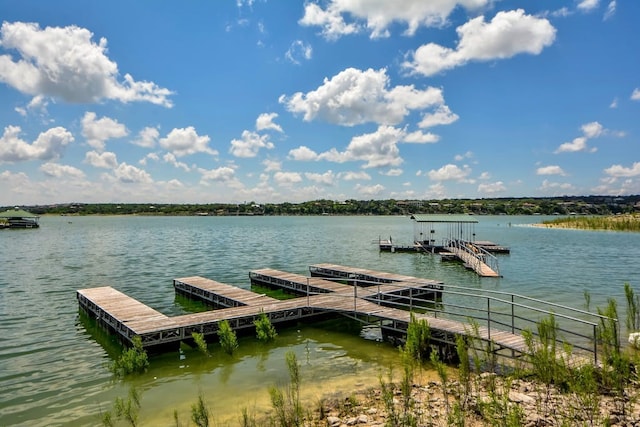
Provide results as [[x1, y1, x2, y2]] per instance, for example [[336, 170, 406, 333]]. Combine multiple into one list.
[[78, 266, 608, 364]]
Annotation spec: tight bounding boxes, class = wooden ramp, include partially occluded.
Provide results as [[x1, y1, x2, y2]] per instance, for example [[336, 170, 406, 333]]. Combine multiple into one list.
[[445, 246, 500, 277]]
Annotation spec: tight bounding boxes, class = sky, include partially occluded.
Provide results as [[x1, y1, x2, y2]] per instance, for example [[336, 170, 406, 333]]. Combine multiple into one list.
[[0, 0, 639, 205]]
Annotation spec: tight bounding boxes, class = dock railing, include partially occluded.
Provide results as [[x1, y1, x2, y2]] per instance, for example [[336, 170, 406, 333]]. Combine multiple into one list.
[[444, 238, 500, 276], [314, 276, 616, 365]]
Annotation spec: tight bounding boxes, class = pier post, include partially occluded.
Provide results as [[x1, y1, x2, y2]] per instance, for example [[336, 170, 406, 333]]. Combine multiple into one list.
[[511, 294, 515, 334], [487, 298, 491, 341], [307, 277, 310, 307]]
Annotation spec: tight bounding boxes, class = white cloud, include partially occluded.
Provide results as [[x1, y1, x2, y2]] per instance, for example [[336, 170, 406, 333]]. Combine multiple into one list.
[[40, 162, 85, 178], [604, 162, 640, 177], [113, 162, 152, 183], [577, 0, 600, 12], [477, 181, 506, 194], [305, 170, 336, 185], [163, 153, 191, 172], [139, 152, 159, 166], [0, 22, 173, 107], [427, 163, 472, 181], [339, 171, 371, 181], [355, 183, 385, 197], [326, 125, 405, 168], [581, 121, 603, 138], [298, 3, 359, 40], [274, 171, 302, 186], [81, 112, 128, 151], [280, 67, 446, 126], [84, 150, 118, 169], [403, 10, 556, 76], [288, 146, 319, 161], [555, 121, 607, 153], [381, 168, 403, 176], [229, 130, 274, 158], [478, 171, 491, 180], [0, 125, 73, 163], [262, 159, 282, 172], [159, 127, 217, 157], [133, 127, 159, 148], [200, 166, 236, 182], [610, 97, 618, 109], [418, 105, 459, 128], [454, 151, 474, 161], [285, 40, 312, 65], [536, 165, 567, 176], [604, 1, 616, 20], [256, 113, 283, 133], [539, 179, 575, 193], [299, 0, 489, 40], [632, 88, 640, 101], [403, 130, 439, 144]]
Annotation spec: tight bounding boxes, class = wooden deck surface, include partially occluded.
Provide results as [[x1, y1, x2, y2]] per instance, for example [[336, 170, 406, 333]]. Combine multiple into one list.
[[175, 276, 278, 306], [310, 263, 444, 287]]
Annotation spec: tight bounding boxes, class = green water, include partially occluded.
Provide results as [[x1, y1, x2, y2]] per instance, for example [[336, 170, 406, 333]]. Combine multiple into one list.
[[1, 215, 639, 426]]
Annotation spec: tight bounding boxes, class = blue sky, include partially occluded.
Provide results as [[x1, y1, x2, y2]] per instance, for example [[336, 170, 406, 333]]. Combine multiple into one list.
[[0, 0, 638, 205]]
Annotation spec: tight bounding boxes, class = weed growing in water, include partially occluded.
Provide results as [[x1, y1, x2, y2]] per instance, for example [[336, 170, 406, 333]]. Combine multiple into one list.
[[254, 310, 277, 342], [191, 392, 210, 427], [217, 320, 238, 355], [191, 332, 209, 356], [108, 336, 149, 377]]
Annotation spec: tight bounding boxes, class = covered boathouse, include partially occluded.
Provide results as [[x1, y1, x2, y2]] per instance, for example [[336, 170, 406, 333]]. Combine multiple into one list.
[[0, 208, 40, 229]]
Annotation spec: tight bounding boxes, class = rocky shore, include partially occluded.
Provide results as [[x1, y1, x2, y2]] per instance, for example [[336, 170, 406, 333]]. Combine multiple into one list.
[[313, 374, 640, 427]]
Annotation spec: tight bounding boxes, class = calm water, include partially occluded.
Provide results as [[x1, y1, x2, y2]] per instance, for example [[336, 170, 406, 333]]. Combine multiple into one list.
[[1, 215, 639, 426]]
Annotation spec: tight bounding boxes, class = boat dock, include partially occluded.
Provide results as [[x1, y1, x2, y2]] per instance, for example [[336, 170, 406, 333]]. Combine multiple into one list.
[[78, 266, 611, 364]]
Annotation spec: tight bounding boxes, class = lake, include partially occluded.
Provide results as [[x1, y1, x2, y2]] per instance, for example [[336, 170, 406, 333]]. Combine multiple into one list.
[[1, 215, 639, 426]]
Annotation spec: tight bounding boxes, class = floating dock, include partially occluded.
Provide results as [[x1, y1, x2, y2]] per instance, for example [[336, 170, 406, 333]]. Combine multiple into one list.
[[77, 266, 605, 364]]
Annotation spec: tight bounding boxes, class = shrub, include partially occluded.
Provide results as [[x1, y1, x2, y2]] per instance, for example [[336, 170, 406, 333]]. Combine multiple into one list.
[[217, 320, 238, 355], [109, 336, 149, 377], [253, 311, 277, 342]]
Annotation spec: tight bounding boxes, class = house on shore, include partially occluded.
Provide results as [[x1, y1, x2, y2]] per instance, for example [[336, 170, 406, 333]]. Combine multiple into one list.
[[0, 208, 40, 229]]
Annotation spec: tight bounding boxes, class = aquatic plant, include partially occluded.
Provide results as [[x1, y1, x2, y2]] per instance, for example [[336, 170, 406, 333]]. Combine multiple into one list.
[[217, 320, 238, 355], [253, 311, 277, 342], [109, 336, 149, 377], [191, 392, 210, 427], [268, 350, 303, 426], [191, 332, 209, 356], [543, 214, 640, 232], [100, 387, 141, 427]]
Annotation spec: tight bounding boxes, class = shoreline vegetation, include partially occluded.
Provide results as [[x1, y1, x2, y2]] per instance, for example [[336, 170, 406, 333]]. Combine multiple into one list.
[[539, 214, 640, 232], [4, 195, 640, 217], [102, 288, 640, 427]]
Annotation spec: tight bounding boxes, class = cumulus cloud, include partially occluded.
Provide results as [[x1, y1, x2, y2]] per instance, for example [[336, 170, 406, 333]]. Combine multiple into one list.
[[0, 125, 73, 163], [274, 171, 303, 186], [229, 130, 274, 158], [454, 151, 474, 161], [280, 67, 447, 126], [81, 112, 128, 151], [332, 125, 405, 168], [0, 21, 173, 106], [418, 105, 460, 128], [478, 181, 506, 194], [200, 166, 236, 182], [340, 171, 371, 181], [262, 159, 282, 172], [133, 127, 159, 148], [299, 0, 489, 39], [536, 165, 567, 176], [113, 162, 152, 183], [163, 153, 191, 172], [555, 121, 607, 153], [604, 162, 640, 177], [355, 183, 385, 196], [403, 130, 439, 144], [256, 113, 283, 132], [285, 40, 312, 64], [577, 0, 600, 12], [159, 127, 217, 157], [40, 162, 85, 178], [305, 170, 336, 185], [427, 163, 472, 181], [381, 168, 403, 176], [288, 146, 319, 161], [403, 9, 556, 76], [84, 150, 118, 169], [539, 179, 575, 193], [632, 89, 640, 101]]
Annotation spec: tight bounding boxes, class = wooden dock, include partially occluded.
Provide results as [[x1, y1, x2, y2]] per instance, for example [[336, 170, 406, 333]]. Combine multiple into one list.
[[444, 246, 500, 277], [78, 266, 603, 364]]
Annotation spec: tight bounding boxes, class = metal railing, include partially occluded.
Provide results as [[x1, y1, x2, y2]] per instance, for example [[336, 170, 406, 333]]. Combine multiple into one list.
[[444, 238, 500, 276], [305, 275, 617, 365]]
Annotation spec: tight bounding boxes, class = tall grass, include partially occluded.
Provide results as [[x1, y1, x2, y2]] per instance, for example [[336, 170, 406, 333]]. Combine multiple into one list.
[[543, 214, 640, 231]]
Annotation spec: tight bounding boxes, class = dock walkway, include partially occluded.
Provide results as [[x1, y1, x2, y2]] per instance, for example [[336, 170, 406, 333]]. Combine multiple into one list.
[[78, 266, 605, 364]]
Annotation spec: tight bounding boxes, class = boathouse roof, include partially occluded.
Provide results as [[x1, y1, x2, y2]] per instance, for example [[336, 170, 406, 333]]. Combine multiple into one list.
[[0, 208, 39, 218], [410, 214, 478, 223]]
